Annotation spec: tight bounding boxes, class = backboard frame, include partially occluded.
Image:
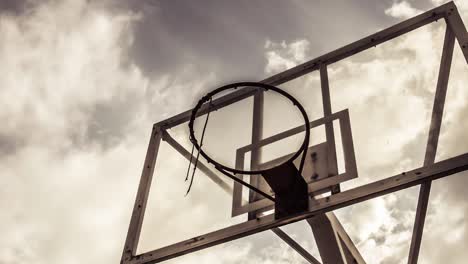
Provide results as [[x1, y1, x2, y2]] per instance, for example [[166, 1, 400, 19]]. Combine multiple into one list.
[[121, 2, 468, 264], [231, 109, 358, 217]]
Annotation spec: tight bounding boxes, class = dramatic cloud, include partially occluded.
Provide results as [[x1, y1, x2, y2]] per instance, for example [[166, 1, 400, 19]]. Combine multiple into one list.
[[385, 1, 422, 19], [0, 1, 151, 263], [1, 0, 467, 264], [264, 39, 311, 74]]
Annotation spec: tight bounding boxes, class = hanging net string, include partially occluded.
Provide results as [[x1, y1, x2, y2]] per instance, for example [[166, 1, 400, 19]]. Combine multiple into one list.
[[185, 97, 213, 196], [184, 144, 196, 182], [183, 95, 275, 202]]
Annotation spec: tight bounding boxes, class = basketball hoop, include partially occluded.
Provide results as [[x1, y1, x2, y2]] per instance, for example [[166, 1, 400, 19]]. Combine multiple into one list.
[[188, 82, 311, 175], [189, 82, 311, 218]]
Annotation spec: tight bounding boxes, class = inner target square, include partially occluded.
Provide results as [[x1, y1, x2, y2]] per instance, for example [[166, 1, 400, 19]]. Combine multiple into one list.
[[231, 109, 358, 218]]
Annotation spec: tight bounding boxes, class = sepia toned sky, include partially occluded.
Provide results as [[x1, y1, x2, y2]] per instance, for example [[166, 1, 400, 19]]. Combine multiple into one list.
[[1, 0, 468, 263]]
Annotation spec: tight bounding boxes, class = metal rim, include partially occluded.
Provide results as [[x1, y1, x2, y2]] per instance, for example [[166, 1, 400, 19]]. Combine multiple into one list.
[[188, 82, 310, 175]]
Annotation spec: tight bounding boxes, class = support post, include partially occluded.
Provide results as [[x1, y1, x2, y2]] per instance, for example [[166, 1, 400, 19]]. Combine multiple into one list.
[[327, 213, 366, 264], [407, 25, 455, 264], [307, 212, 366, 263], [307, 215, 346, 264]]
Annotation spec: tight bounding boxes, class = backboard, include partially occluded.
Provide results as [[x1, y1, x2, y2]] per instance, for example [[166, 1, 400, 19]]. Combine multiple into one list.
[[231, 109, 357, 218], [121, 2, 468, 264]]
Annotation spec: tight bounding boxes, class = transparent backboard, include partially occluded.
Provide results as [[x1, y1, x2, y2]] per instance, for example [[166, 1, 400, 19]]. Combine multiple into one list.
[[120, 3, 468, 263]]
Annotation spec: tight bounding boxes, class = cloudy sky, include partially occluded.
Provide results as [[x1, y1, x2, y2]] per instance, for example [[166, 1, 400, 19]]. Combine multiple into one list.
[[1, 0, 468, 263]]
